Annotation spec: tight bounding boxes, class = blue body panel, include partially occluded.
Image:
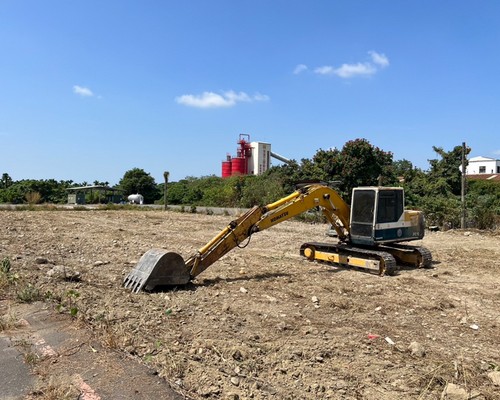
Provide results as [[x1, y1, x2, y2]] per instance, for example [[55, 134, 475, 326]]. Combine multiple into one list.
[[374, 226, 423, 243]]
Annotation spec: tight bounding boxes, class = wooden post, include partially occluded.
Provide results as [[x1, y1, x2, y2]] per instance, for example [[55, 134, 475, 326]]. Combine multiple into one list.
[[461, 142, 466, 229], [163, 171, 169, 211]]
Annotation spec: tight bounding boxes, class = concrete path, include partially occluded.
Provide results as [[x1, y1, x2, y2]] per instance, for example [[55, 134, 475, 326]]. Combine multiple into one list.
[[0, 336, 34, 399], [0, 301, 189, 400]]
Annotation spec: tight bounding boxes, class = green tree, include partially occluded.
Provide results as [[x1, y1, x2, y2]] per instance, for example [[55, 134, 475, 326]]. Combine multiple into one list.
[[466, 180, 500, 229], [264, 160, 303, 194], [206, 176, 245, 207], [0, 179, 73, 204], [393, 159, 416, 182], [421, 195, 461, 228], [240, 174, 286, 207], [400, 167, 427, 208], [118, 168, 159, 204], [0, 183, 25, 203], [403, 145, 472, 229], [330, 139, 396, 200], [427, 145, 469, 196], [257, 139, 395, 202], [165, 180, 189, 204], [93, 180, 109, 187], [311, 148, 341, 180], [1, 173, 13, 189]]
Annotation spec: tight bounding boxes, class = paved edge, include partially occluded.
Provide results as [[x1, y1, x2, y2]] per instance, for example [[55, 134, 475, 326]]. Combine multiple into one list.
[[0, 301, 191, 400]]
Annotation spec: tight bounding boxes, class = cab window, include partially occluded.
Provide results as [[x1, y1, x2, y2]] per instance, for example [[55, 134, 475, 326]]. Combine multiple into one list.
[[376, 190, 403, 223]]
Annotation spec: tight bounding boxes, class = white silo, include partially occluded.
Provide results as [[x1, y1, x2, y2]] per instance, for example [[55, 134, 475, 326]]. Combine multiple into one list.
[[249, 141, 272, 175]]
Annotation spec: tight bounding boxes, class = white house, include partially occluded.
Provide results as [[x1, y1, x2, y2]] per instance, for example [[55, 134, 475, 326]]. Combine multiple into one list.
[[465, 156, 500, 175]]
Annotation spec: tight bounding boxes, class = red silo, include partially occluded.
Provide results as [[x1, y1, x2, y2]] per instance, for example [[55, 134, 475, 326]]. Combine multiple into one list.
[[220, 134, 253, 178], [222, 160, 232, 178], [231, 157, 247, 175]]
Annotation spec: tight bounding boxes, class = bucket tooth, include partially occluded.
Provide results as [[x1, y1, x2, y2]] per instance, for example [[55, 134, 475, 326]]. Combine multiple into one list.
[[123, 249, 191, 292], [123, 274, 142, 292]]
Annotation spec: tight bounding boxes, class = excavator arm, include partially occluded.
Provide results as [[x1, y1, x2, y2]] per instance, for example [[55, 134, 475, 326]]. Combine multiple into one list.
[[186, 205, 264, 278], [123, 184, 350, 292], [184, 184, 350, 279]]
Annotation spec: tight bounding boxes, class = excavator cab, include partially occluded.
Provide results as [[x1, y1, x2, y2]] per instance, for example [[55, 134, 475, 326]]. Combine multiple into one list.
[[349, 187, 425, 246]]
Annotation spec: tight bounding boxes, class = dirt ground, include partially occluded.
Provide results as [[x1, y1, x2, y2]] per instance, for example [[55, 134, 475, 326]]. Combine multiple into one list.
[[1, 209, 499, 399]]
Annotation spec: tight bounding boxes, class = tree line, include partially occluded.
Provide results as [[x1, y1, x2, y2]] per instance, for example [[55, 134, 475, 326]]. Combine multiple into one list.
[[1, 139, 498, 229]]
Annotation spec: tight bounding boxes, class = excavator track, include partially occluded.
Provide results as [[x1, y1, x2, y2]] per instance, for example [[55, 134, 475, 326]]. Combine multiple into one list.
[[380, 244, 433, 269], [300, 242, 398, 276]]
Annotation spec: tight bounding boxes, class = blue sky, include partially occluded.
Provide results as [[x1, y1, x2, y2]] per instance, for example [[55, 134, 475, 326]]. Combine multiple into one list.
[[1, 1, 499, 184]]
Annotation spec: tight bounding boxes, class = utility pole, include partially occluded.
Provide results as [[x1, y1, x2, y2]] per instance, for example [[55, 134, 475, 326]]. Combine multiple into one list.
[[163, 171, 169, 211], [461, 142, 467, 229]]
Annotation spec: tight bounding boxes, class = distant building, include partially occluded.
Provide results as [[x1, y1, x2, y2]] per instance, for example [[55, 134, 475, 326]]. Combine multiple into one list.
[[466, 156, 500, 175], [67, 185, 123, 205], [221, 134, 291, 178], [465, 156, 500, 182]]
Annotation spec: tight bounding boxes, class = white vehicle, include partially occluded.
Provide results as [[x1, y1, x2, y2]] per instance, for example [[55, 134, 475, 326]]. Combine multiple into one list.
[[127, 194, 144, 205]]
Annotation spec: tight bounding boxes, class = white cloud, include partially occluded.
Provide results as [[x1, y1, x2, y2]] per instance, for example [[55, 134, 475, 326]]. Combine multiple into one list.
[[314, 66, 335, 75], [176, 90, 269, 108], [335, 62, 377, 78], [369, 51, 390, 67], [253, 92, 270, 102], [493, 149, 500, 155], [73, 85, 94, 97], [315, 62, 376, 78], [293, 64, 308, 74], [224, 90, 251, 103], [311, 50, 389, 79]]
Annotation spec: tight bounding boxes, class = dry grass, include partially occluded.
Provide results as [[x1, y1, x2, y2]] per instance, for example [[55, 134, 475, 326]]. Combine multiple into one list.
[[27, 375, 79, 400], [0, 309, 17, 331], [25, 191, 42, 205]]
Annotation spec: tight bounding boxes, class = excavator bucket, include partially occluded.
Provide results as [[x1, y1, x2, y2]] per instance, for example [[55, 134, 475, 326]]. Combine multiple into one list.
[[123, 249, 191, 293]]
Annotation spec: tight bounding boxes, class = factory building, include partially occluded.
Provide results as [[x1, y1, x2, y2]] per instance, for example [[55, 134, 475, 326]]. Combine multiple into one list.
[[221, 134, 289, 178]]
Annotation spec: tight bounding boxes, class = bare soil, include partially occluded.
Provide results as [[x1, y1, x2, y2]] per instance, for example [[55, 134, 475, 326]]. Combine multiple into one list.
[[1, 209, 499, 399]]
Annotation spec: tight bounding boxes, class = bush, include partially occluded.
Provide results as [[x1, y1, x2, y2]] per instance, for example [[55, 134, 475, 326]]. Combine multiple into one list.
[[17, 284, 43, 303], [467, 194, 500, 229], [1, 257, 11, 274], [421, 196, 461, 229], [25, 191, 42, 204]]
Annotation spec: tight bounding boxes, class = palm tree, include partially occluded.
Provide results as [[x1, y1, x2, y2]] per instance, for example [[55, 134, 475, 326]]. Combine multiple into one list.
[[1, 173, 13, 188]]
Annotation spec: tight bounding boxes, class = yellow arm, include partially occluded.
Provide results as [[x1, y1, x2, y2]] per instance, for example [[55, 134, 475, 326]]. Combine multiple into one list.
[[186, 184, 350, 279], [254, 184, 350, 237]]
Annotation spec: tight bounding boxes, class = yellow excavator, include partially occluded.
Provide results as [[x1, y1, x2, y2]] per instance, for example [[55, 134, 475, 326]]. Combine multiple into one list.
[[123, 183, 432, 293]]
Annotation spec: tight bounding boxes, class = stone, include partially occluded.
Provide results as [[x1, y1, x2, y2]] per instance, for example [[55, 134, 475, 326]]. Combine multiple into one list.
[[199, 385, 220, 396], [487, 370, 500, 386], [46, 265, 81, 281], [408, 341, 426, 357], [230, 376, 240, 386], [440, 383, 468, 400]]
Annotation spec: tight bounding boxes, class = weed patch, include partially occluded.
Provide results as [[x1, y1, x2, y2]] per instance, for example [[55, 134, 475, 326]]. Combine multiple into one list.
[[17, 284, 43, 303], [29, 375, 79, 400]]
